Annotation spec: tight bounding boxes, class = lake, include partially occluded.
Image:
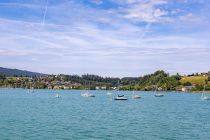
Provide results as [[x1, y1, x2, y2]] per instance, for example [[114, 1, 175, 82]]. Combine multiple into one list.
[[0, 89, 209, 140]]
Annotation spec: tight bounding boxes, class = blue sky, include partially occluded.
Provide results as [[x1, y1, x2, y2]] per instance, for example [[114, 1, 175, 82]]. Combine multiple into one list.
[[0, 0, 210, 77]]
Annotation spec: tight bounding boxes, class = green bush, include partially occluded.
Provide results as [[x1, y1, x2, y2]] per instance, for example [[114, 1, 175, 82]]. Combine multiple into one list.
[[183, 82, 192, 86]]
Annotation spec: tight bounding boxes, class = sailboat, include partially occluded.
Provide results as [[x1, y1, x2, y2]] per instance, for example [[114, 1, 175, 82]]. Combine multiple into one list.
[[114, 95, 128, 100], [132, 90, 141, 99], [154, 85, 164, 97], [81, 91, 95, 97], [114, 81, 128, 100], [81, 81, 95, 97], [55, 93, 61, 98], [201, 84, 210, 100], [27, 87, 35, 94], [107, 92, 112, 95]]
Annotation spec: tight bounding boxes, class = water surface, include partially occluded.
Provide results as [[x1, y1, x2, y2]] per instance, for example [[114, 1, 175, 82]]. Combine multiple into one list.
[[0, 89, 209, 140]]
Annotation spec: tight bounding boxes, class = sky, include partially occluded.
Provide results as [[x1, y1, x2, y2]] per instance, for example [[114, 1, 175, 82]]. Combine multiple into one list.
[[0, 0, 210, 77]]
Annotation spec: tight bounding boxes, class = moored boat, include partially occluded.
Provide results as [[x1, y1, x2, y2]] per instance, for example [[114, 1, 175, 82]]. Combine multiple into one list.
[[154, 85, 164, 97], [114, 95, 127, 100], [132, 95, 141, 99], [201, 83, 210, 100], [81, 92, 95, 97], [154, 93, 164, 97], [201, 96, 210, 100], [132, 90, 141, 99], [107, 92, 112, 95], [55, 93, 61, 98]]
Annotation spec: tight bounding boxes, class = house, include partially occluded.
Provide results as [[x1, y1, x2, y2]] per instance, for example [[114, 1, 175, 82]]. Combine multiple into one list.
[[176, 87, 183, 92], [201, 72, 208, 76], [95, 86, 100, 90], [63, 86, 71, 90], [111, 87, 117, 90], [101, 86, 107, 90], [181, 86, 193, 92], [48, 85, 53, 89], [53, 85, 60, 89]]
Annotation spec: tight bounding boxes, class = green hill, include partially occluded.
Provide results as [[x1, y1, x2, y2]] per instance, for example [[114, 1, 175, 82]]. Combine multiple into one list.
[[180, 76, 210, 86], [0, 67, 45, 77]]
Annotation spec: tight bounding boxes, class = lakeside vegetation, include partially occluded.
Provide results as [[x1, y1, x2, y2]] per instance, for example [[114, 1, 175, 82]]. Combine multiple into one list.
[[1, 69, 210, 92]]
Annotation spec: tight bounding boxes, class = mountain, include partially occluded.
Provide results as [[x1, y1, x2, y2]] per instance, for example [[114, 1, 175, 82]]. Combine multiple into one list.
[[0, 67, 46, 77]]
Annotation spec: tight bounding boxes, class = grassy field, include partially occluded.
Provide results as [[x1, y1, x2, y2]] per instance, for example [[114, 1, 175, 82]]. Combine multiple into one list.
[[180, 76, 210, 85]]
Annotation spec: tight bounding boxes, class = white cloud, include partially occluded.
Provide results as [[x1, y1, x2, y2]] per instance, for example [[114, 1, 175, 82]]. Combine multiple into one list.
[[0, 0, 210, 76], [118, 0, 168, 23]]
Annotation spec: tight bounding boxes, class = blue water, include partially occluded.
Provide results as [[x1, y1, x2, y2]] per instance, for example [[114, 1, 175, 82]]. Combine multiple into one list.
[[0, 89, 209, 140]]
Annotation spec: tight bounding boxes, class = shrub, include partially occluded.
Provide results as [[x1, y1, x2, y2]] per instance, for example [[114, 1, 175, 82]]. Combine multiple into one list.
[[183, 82, 192, 86]]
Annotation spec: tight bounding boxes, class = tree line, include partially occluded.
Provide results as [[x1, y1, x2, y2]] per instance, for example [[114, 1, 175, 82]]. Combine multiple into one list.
[[0, 70, 210, 91]]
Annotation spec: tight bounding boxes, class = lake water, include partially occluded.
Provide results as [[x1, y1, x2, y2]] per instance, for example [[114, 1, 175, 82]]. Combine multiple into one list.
[[0, 89, 209, 140]]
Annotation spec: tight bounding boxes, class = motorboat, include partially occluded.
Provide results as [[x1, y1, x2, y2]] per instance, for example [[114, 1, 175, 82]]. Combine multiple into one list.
[[154, 93, 164, 97], [114, 95, 127, 100], [114, 81, 127, 100]]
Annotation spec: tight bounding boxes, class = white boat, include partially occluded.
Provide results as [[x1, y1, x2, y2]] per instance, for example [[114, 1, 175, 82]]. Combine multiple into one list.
[[55, 93, 61, 98], [132, 95, 141, 99], [201, 84, 210, 100], [154, 93, 164, 97], [81, 92, 95, 97], [107, 92, 112, 95], [27, 88, 35, 94], [132, 91, 141, 99], [154, 85, 164, 97], [114, 81, 128, 100], [201, 96, 210, 100], [114, 95, 127, 100], [81, 81, 95, 97]]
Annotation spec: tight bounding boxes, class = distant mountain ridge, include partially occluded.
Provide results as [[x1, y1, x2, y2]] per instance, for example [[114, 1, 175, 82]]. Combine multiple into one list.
[[0, 67, 45, 77]]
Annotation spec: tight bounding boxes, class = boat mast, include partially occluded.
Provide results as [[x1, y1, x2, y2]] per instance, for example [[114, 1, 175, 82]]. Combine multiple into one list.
[[154, 85, 157, 94], [202, 82, 206, 98]]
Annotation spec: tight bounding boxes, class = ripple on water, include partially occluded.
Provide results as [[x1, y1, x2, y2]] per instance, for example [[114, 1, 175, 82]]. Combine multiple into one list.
[[0, 89, 210, 140]]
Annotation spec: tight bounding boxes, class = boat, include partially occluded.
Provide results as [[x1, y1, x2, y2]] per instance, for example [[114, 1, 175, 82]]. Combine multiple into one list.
[[114, 81, 127, 100], [154, 93, 164, 97], [81, 81, 95, 97], [132, 90, 141, 99], [114, 95, 128, 100], [27, 87, 35, 94], [154, 85, 164, 97], [107, 92, 112, 95], [201, 96, 210, 100], [55, 93, 61, 98], [132, 95, 141, 99], [81, 92, 95, 97], [201, 83, 210, 100]]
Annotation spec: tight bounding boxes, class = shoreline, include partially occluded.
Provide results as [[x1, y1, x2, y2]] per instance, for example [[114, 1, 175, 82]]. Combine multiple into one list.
[[1, 87, 210, 94]]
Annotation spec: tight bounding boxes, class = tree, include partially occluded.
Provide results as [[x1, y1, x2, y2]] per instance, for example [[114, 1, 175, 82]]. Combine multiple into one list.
[[172, 73, 181, 80], [208, 76, 210, 81], [195, 84, 203, 91], [183, 82, 192, 86], [0, 74, 6, 80]]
